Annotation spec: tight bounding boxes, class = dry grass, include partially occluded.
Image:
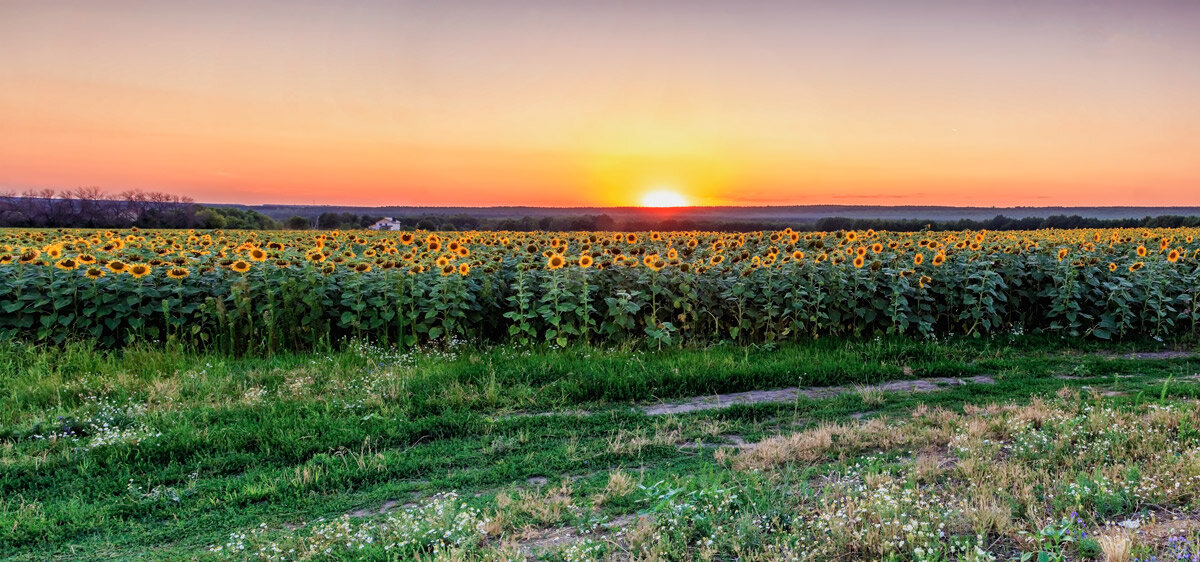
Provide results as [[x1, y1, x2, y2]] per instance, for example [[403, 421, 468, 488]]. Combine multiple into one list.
[[854, 384, 886, 406], [1098, 531, 1132, 562]]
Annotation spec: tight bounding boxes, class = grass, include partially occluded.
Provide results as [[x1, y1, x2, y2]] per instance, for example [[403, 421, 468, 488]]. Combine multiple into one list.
[[2, 335, 1200, 560]]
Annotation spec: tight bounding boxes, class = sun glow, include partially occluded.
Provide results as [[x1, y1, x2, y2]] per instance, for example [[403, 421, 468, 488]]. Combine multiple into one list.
[[640, 189, 689, 207]]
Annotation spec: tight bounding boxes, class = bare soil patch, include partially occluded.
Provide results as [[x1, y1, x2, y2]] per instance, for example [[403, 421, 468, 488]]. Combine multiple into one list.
[[641, 375, 996, 416]]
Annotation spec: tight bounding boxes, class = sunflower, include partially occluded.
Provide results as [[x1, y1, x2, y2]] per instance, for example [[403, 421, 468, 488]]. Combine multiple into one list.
[[852, 255, 866, 268], [77, 254, 96, 265], [1168, 249, 1181, 263], [249, 248, 267, 261], [458, 263, 470, 276], [870, 243, 883, 254], [1057, 248, 1068, 261], [625, 233, 638, 244], [791, 250, 805, 261], [399, 233, 415, 245], [107, 260, 127, 273], [305, 249, 326, 262], [913, 253, 924, 266], [230, 260, 251, 273], [85, 267, 105, 279], [354, 263, 371, 273], [931, 253, 946, 266], [1136, 245, 1147, 257], [579, 254, 593, 268], [547, 254, 566, 269], [128, 263, 151, 278], [166, 267, 189, 279], [1108, 262, 1118, 272], [436, 256, 451, 268], [0, 254, 12, 265], [1129, 261, 1144, 272], [18, 249, 40, 263], [440, 264, 455, 275], [54, 258, 78, 270]]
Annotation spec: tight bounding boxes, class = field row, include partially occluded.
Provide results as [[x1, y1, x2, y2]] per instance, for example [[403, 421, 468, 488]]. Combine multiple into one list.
[[2, 227, 1199, 350]]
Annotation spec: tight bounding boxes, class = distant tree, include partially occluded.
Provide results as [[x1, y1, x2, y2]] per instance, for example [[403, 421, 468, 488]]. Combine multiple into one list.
[[194, 207, 228, 229], [284, 216, 310, 230]]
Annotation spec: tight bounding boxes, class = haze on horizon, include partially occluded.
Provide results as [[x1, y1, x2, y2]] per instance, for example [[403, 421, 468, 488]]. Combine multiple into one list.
[[3, 0, 1199, 208]]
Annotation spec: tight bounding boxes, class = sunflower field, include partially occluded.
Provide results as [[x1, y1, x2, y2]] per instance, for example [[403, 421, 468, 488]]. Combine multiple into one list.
[[1, 227, 1198, 352]]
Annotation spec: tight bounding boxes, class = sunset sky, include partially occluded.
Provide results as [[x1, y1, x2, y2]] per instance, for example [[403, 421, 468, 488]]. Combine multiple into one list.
[[3, 1, 1199, 207]]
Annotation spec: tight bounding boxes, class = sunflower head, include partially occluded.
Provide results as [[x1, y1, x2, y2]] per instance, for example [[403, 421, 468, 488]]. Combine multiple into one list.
[[166, 267, 189, 279], [128, 263, 151, 278], [230, 260, 251, 273]]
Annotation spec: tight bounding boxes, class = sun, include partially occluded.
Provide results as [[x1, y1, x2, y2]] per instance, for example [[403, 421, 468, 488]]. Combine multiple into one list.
[[640, 189, 689, 208]]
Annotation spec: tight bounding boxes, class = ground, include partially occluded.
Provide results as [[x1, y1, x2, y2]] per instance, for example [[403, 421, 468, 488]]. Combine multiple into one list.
[[3, 337, 1200, 560]]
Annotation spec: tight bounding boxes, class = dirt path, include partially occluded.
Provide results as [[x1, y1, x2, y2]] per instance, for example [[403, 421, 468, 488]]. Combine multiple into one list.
[[640, 376, 996, 416]]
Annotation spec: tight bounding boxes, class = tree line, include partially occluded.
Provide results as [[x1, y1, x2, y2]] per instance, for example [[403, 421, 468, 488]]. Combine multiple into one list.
[[4, 188, 1199, 232]]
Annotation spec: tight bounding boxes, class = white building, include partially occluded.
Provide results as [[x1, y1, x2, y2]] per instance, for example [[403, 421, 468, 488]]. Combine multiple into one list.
[[368, 217, 403, 231]]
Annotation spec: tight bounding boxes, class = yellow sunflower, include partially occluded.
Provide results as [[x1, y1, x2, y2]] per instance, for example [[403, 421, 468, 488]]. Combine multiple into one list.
[[128, 263, 151, 278]]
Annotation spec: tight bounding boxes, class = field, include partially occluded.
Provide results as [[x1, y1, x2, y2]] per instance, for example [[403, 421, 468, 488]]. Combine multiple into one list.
[[3, 338, 1200, 560], [4, 227, 1200, 560], [2, 227, 1199, 351]]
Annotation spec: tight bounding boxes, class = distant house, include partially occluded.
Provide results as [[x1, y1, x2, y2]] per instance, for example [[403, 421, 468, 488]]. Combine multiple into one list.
[[368, 217, 403, 231]]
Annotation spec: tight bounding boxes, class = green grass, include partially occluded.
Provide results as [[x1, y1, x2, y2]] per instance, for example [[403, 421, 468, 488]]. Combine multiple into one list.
[[2, 336, 1200, 559]]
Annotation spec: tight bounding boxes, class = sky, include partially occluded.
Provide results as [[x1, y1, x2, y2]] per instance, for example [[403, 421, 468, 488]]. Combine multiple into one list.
[[2, 0, 1200, 207]]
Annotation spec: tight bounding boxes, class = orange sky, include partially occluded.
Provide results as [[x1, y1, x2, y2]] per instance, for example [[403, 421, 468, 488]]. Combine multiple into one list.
[[3, 1, 1200, 207]]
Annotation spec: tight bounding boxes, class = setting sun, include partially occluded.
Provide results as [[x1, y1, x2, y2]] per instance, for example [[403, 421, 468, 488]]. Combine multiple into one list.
[[640, 189, 689, 208]]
